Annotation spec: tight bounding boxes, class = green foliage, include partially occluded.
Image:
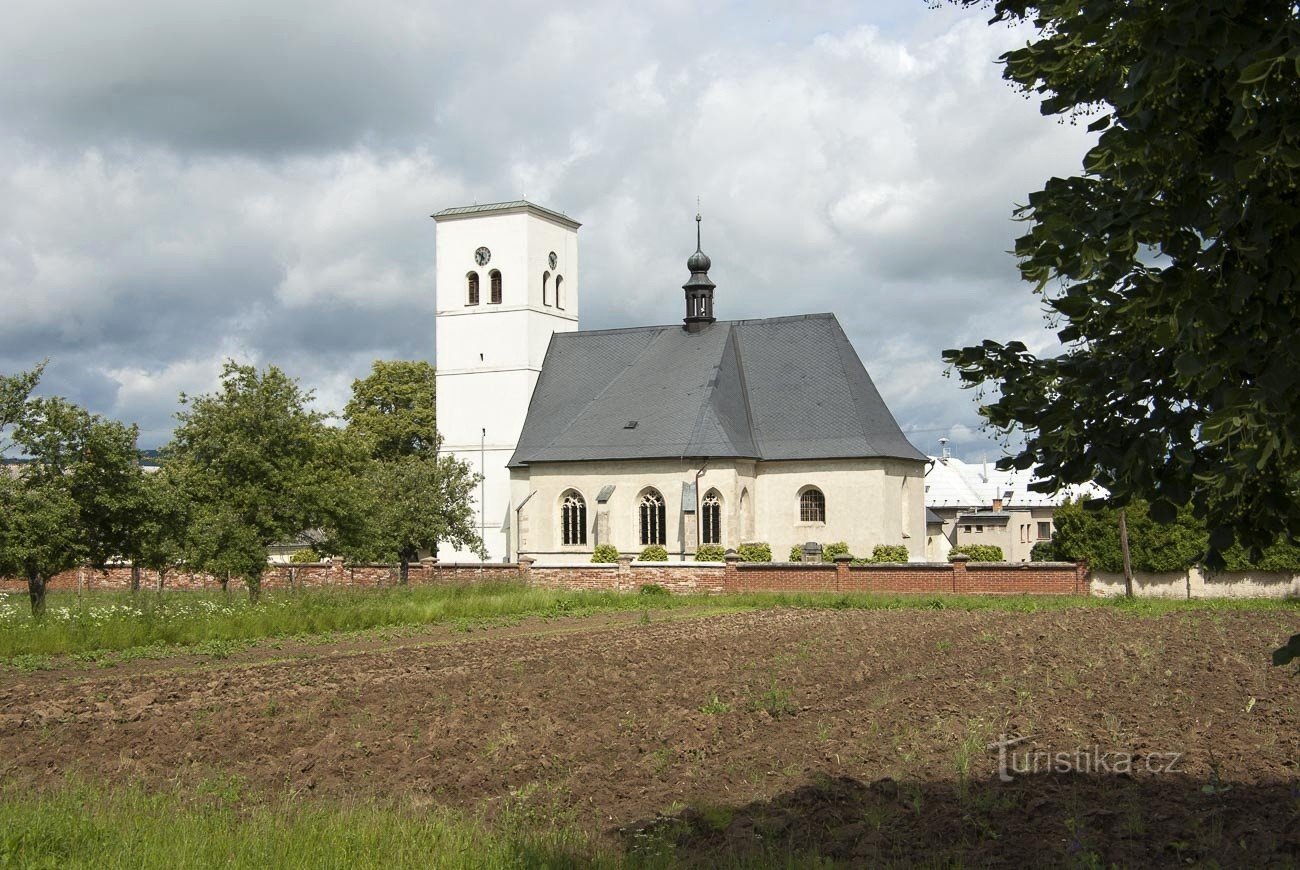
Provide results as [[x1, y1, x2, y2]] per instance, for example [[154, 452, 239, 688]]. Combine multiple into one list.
[[870, 545, 910, 563], [1050, 498, 1300, 572], [0, 375, 145, 615], [941, 0, 1300, 566], [694, 544, 726, 562], [289, 549, 319, 564], [343, 360, 438, 460], [736, 542, 772, 563], [788, 544, 806, 562], [167, 361, 344, 600], [0, 782, 604, 868], [0, 362, 44, 455], [950, 544, 1004, 562], [821, 541, 850, 563], [638, 584, 670, 597], [637, 545, 669, 562], [590, 544, 619, 563], [1029, 540, 1058, 562]]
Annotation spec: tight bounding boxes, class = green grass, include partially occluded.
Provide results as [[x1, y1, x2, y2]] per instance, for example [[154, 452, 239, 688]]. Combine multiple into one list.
[[0, 781, 614, 869], [1, 583, 1295, 664]]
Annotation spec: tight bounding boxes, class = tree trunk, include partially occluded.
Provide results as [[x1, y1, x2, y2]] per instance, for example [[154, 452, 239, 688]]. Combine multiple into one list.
[[156, 567, 167, 595], [28, 571, 47, 617], [131, 565, 141, 593], [219, 572, 229, 596], [400, 558, 410, 586], [1118, 508, 1135, 598], [246, 573, 262, 604]]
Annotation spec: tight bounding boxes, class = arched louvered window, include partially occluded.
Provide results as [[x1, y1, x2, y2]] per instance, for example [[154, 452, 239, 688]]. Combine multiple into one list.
[[800, 488, 826, 523], [542, 271, 551, 306], [560, 490, 587, 546], [466, 272, 480, 305], [489, 270, 502, 304], [555, 275, 564, 309], [701, 490, 722, 545], [639, 489, 666, 546]]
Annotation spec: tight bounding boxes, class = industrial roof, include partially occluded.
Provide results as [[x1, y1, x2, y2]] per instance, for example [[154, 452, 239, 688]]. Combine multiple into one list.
[[431, 200, 580, 228], [508, 314, 925, 467]]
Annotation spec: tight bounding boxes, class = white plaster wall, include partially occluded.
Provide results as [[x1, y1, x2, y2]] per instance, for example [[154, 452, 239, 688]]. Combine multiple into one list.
[[512, 456, 926, 562], [1092, 568, 1300, 599], [434, 205, 579, 563]]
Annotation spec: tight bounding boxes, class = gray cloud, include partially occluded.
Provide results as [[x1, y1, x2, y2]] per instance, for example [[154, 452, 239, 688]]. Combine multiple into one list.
[[0, 1, 1092, 457]]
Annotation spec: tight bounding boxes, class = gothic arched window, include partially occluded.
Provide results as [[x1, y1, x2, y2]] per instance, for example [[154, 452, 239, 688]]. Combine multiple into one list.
[[701, 490, 722, 545], [560, 490, 587, 546], [466, 272, 480, 306], [542, 271, 551, 306], [489, 270, 502, 304], [555, 275, 564, 309], [639, 489, 666, 546], [800, 487, 826, 523]]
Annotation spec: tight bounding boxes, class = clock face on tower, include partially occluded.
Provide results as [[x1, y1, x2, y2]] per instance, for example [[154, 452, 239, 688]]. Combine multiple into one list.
[[548, 251, 558, 270], [474, 246, 491, 266]]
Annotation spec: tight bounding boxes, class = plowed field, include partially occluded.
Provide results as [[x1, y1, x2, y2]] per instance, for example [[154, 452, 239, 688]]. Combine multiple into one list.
[[2, 606, 1297, 866]]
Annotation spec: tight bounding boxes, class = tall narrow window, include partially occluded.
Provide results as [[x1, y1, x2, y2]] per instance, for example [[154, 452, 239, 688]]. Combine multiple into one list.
[[561, 490, 587, 546], [799, 488, 826, 523], [489, 270, 502, 304], [639, 489, 666, 546], [542, 271, 551, 306], [555, 275, 564, 309], [701, 490, 722, 545], [466, 272, 480, 305]]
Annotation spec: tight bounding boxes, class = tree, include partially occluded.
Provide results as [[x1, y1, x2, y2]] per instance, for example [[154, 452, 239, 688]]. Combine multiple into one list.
[[339, 360, 481, 580], [129, 464, 192, 593], [0, 392, 144, 615], [344, 360, 438, 459], [941, 1, 1300, 568], [166, 361, 344, 602]]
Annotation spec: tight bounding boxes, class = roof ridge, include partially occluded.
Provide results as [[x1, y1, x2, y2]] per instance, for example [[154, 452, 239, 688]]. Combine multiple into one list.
[[727, 323, 761, 453], [684, 328, 744, 457]]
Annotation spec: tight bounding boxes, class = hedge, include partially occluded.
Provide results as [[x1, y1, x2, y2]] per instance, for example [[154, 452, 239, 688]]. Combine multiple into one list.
[[869, 544, 910, 563], [694, 544, 726, 562], [737, 542, 772, 563], [950, 544, 1004, 562], [591, 544, 620, 563], [638, 545, 669, 562]]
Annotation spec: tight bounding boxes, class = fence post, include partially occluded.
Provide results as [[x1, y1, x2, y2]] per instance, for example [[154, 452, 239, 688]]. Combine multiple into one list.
[[723, 549, 741, 593], [518, 555, 535, 585], [949, 552, 970, 594], [834, 553, 852, 592]]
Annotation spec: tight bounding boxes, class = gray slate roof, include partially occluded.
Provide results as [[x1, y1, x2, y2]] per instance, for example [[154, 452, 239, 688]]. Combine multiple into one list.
[[431, 200, 580, 228], [508, 314, 925, 467]]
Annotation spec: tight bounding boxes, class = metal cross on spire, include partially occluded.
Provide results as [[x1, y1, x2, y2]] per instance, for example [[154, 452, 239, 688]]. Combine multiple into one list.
[[696, 196, 702, 251]]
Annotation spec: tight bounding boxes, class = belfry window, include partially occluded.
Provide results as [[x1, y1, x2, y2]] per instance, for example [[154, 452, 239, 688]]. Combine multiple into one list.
[[542, 271, 551, 306], [489, 270, 502, 304], [701, 490, 722, 545], [799, 488, 826, 523], [639, 489, 666, 546], [561, 490, 587, 546], [466, 272, 480, 305], [555, 275, 564, 309]]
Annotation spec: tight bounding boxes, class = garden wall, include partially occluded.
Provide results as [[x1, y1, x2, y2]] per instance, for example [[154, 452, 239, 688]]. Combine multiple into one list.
[[1091, 567, 1300, 599], [1, 556, 1088, 597]]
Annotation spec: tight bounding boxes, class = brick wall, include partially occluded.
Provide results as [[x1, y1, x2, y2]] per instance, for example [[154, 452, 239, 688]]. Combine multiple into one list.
[[1, 557, 1088, 597]]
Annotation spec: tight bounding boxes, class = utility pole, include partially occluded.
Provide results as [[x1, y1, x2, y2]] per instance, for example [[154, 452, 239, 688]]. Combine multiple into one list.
[[480, 427, 486, 568]]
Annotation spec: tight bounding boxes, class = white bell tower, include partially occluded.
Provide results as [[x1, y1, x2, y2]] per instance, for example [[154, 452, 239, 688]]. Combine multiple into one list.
[[432, 201, 580, 562]]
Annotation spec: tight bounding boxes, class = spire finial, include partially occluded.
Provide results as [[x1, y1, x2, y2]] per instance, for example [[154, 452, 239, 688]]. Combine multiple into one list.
[[695, 197, 702, 251]]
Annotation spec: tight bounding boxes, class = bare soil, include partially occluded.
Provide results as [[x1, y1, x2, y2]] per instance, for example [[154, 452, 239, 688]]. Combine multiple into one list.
[[1, 607, 1297, 866]]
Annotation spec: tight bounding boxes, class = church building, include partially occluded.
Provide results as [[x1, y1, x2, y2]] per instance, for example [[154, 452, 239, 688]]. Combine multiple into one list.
[[433, 200, 927, 564]]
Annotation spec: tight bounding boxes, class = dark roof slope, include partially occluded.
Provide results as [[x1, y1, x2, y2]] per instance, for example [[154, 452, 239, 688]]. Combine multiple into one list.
[[508, 314, 925, 467]]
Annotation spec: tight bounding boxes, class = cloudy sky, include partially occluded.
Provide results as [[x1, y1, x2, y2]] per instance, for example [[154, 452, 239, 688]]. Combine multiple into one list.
[[0, 0, 1093, 458]]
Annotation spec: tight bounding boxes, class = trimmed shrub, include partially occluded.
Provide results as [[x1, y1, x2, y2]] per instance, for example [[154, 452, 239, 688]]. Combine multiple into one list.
[[870, 544, 910, 563], [591, 544, 620, 563], [951, 544, 1004, 562], [821, 541, 850, 563], [289, 549, 319, 564], [788, 544, 808, 562], [1030, 540, 1058, 562], [694, 544, 726, 562], [737, 542, 772, 563], [638, 545, 669, 562]]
